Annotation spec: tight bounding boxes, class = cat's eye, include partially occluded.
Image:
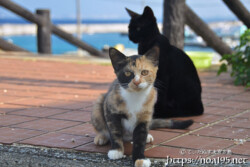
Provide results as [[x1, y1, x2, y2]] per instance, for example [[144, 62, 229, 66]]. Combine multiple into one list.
[[136, 27, 141, 31], [141, 70, 149, 76], [125, 71, 131, 77]]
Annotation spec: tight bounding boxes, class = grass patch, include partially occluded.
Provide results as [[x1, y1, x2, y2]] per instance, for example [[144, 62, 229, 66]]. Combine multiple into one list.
[[186, 51, 214, 69]]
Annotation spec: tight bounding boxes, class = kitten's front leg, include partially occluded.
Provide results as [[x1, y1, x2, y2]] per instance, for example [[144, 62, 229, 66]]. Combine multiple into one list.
[[133, 122, 151, 167], [106, 113, 124, 160]]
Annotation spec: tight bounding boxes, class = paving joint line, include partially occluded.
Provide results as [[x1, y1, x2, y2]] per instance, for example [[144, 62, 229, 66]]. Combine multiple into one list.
[[145, 109, 250, 151], [206, 140, 250, 159], [10, 122, 91, 144]]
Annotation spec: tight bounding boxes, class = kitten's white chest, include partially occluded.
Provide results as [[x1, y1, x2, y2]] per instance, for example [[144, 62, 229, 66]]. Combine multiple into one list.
[[120, 86, 152, 140]]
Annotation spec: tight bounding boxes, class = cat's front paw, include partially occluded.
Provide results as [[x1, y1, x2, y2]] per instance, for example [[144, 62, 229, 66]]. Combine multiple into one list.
[[108, 149, 124, 160], [146, 134, 154, 144], [94, 134, 108, 146], [135, 159, 151, 167]]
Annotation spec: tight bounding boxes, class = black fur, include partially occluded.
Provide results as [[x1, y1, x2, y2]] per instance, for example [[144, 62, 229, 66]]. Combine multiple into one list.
[[172, 120, 194, 129], [132, 122, 147, 163], [126, 6, 204, 118]]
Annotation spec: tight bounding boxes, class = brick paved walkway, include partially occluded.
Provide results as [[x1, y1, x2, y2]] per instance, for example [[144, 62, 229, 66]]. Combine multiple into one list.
[[0, 57, 249, 162]]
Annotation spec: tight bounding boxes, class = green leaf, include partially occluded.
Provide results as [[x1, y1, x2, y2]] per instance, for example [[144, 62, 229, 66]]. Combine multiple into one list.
[[246, 82, 250, 88], [217, 63, 227, 75], [217, 28, 250, 88]]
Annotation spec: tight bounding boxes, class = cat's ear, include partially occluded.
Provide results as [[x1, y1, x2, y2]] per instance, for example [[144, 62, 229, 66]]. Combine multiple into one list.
[[109, 48, 127, 72], [144, 46, 159, 66], [142, 6, 154, 18], [125, 8, 140, 18]]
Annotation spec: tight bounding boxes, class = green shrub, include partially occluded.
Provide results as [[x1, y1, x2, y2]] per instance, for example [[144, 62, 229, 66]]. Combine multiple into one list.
[[218, 29, 250, 87]]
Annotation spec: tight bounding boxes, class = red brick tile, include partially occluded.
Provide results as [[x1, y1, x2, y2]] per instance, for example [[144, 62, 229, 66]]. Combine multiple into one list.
[[157, 122, 206, 133], [20, 132, 93, 149], [9, 107, 68, 117], [202, 99, 217, 105], [0, 127, 45, 144], [8, 98, 55, 107], [49, 111, 91, 122], [80, 105, 93, 112], [230, 142, 250, 156], [163, 135, 233, 150], [1, 57, 250, 156], [39, 93, 92, 102], [1, 89, 47, 98], [204, 106, 243, 116], [226, 92, 250, 103], [202, 92, 231, 100], [123, 142, 133, 155], [217, 118, 250, 129], [59, 123, 96, 137], [203, 87, 245, 95], [62, 125, 158, 154], [122, 142, 152, 155], [0, 95, 22, 103], [208, 100, 250, 110], [145, 146, 207, 159], [192, 126, 249, 140], [235, 111, 250, 119], [75, 140, 149, 156], [75, 142, 110, 153], [173, 114, 225, 124], [0, 114, 37, 126], [45, 101, 93, 110], [13, 118, 80, 132], [148, 130, 180, 144], [0, 103, 28, 113]]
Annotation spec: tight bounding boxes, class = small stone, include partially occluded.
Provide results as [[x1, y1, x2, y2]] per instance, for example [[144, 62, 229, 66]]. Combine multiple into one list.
[[85, 134, 89, 137], [71, 138, 75, 143], [61, 139, 65, 141], [3, 89, 7, 93], [234, 139, 246, 145], [74, 95, 79, 98]]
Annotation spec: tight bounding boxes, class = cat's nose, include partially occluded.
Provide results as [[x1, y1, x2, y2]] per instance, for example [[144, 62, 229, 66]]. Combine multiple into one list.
[[133, 80, 141, 86]]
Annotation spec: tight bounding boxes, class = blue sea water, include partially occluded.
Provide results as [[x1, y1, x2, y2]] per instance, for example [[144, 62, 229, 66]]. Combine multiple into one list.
[[4, 33, 137, 54], [4, 33, 214, 54], [0, 18, 130, 25]]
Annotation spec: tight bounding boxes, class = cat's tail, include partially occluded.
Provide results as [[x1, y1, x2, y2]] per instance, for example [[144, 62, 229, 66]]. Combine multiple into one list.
[[150, 119, 193, 129]]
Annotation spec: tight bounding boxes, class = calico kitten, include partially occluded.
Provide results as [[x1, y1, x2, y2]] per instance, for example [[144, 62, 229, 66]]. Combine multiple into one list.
[[126, 6, 204, 118], [91, 47, 193, 167]]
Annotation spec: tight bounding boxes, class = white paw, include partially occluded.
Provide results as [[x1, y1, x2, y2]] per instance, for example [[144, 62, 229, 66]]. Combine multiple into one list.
[[108, 149, 124, 160], [135, 159, 151, 167], [146, 134, 154, 144]]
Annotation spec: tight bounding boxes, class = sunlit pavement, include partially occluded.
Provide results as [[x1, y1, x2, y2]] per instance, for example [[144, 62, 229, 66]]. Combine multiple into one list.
[[0, 56, 249, 166]]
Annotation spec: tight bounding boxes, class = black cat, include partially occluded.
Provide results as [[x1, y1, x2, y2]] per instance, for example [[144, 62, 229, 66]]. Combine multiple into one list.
[[126, 6, 204, 118]]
